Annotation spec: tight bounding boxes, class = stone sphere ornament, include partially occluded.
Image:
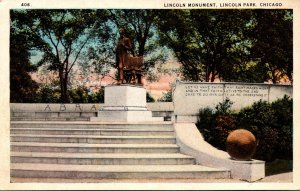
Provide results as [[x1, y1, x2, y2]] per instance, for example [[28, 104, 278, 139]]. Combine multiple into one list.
[[226, 129, 257, 161]]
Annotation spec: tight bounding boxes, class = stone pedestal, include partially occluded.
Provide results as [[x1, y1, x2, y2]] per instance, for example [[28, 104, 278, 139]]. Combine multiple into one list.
[[90, 85, 163, 122], [174, 123, 265, 182]]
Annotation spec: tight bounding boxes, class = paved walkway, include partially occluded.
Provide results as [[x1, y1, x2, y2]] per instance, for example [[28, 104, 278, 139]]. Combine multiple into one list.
[[257, 172, 292, 183], [11, 172, 292, 183]]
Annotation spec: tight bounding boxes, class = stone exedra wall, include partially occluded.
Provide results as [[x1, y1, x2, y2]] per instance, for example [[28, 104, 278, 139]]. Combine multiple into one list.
[[173, 81, 292, 122]]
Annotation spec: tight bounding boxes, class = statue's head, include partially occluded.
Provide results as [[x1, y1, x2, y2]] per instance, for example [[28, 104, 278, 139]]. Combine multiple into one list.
[[119, 28, 126, 36]]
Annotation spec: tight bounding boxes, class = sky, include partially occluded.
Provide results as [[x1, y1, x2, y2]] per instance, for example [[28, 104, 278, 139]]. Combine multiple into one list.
[[31, 57, 182, 100], [26, 10, 182, 100]]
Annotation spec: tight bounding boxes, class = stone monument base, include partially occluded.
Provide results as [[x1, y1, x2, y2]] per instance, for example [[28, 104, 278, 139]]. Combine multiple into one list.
[[91, 110, 163, 122], [90, 84, 163, 122]]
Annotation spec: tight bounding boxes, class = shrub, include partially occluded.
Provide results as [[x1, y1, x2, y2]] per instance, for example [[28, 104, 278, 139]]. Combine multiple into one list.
[[237, 100, 276, 131], [215, 115, 237, 150], [91, 88, 104, 103], [215, 98, 233, 115], [69, 86, 90, 103], [196, 108, 216, 143], [157, 90, 172, 102], [237, 100, 278, 161], [196, 96, 293, 162], [36, 85, 61, 103], [146, 92, 155, 102], [69, 86, 104, 103], [271, 95, 293, 160], [196, 99, 237, 150]]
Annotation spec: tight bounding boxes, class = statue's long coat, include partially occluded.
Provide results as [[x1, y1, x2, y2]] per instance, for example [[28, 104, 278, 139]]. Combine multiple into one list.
[[116, 36, 132, 70]]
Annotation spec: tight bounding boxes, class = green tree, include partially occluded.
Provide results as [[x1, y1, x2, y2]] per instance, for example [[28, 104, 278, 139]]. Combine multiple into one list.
[[157, 9, 292, 83], [146, 92, 155, 102], [10, 10, 42, 102], [157, 90, 172, 102], [90, 88, 105, 103], [157, 10, 253, 82], [10, 36, 39, 102], [67, 86, 105, 103], [11, 9, 111, 103], [249, 10, 293, 84], [69, 86, 90, 103], [35, 84, 61, 103]]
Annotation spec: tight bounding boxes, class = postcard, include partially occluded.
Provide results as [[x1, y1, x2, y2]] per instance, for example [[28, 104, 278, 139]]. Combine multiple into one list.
[[0, 0, 299, 190]]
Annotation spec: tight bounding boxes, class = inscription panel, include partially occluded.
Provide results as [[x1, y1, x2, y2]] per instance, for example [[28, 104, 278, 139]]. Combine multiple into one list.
[[225, 85, 268, 98], [185, 84, 223, 97], [224, 84, 268, 110], [175, 84, 223, 116], [174, 82, 292, 117]]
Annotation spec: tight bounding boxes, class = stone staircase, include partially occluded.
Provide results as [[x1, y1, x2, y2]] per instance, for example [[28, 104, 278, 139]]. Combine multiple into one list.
[[10, 121, 230, 181]]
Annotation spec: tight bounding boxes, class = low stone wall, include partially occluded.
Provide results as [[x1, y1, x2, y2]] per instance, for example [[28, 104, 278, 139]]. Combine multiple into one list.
[[10, 102, 174, 119], [10, 102, 173, 111], [173, 81, 292, 122], [10, 103, 101, 112]]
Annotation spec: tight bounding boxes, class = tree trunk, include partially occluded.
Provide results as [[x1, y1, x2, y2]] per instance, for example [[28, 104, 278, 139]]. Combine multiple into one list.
[[59, 68, 69, 103], [211, 72, 216, 82], [59, 69, 65, 103], [62, 71, 69, 103], [205, 64, 209, 82], [138, 36, 146, 56], [210, 62, 216, 82]]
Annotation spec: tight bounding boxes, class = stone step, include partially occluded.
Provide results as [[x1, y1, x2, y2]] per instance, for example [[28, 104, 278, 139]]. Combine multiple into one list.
[[11, 152, 195, 165], [11, 163, 230, 179], [10, 128, 174, 136], [11, 112, 97, 118], [11, 134, 176, 144], [11, 142, 180, 153], [10, 121, 173, 130], [11, 117, 90, 121]]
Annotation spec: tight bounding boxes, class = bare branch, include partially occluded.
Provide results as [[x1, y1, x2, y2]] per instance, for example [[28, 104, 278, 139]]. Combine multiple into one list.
[[67, 37, 90, 73]]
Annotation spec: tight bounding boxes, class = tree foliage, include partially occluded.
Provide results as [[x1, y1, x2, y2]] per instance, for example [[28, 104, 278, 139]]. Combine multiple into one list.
[[10, 32, 39, 102], [157, 9, 292, 83], [10, 10, 41, 102], [157, 10, 253, 82], [35, 84, 104, 103], [249, 10, 293, 83], [10, 9, 293, 103], [35, 84, 61, 103], [11, 9, 111, 103], [69, 86, 104, 103], [146, 92, 155, 102], [157, 89, 173, 102]]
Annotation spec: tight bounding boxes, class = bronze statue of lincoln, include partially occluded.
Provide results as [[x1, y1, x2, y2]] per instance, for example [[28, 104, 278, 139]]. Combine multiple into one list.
[[115, 28, 135, 84]]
